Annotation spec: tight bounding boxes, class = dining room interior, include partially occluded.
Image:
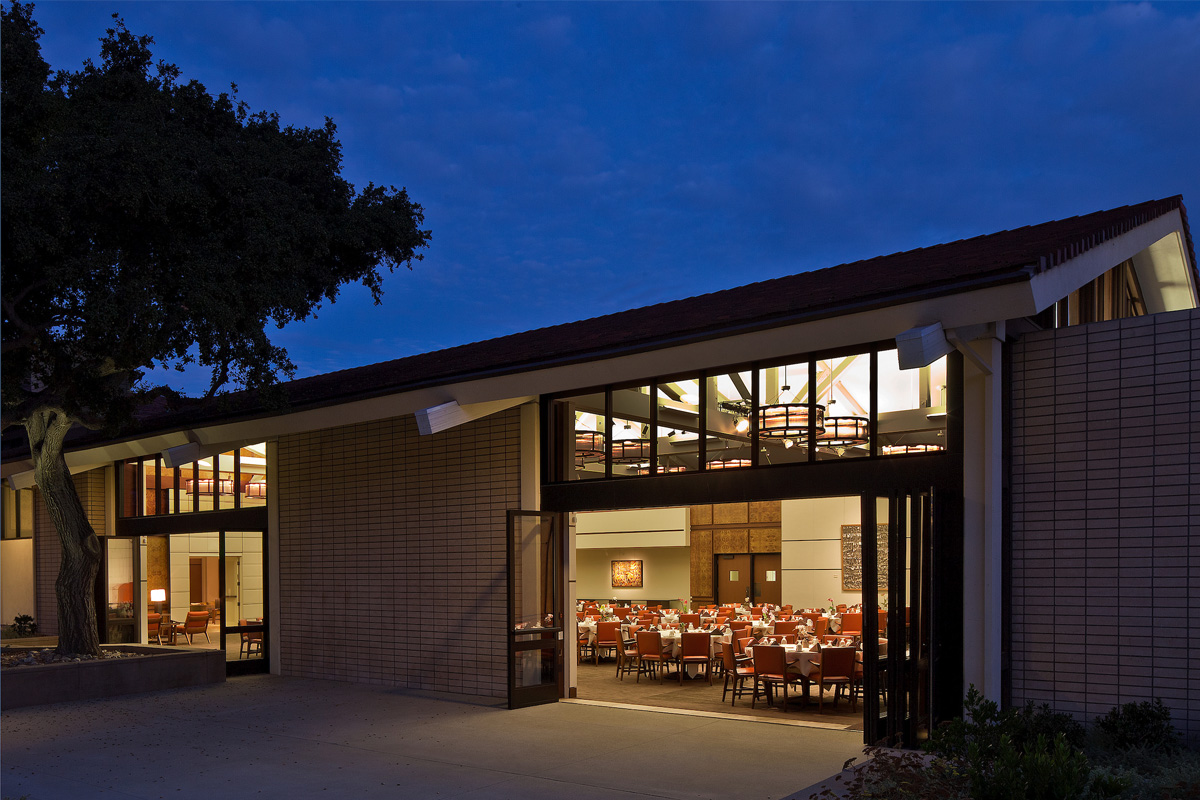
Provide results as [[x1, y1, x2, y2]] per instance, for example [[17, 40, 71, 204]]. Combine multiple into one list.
[[569, 495, 917, 730]]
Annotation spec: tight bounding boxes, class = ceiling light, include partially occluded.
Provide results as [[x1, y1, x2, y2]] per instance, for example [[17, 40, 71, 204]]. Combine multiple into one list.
[[758, 403, 826, 438]]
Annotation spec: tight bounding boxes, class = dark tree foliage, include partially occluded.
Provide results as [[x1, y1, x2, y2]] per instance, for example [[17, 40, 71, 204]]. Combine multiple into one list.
[[1, 2, 430, 655]]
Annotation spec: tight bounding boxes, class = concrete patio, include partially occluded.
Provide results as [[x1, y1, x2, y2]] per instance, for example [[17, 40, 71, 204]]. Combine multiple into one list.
[[0, 674, 863, 799]]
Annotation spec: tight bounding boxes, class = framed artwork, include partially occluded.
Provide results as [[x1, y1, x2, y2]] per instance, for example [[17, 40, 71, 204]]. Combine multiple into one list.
[[841, 524, 888, 591], [611, 560, 643, 588]]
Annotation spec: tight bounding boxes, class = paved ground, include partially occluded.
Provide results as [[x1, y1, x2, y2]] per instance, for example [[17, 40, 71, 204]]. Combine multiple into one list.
[[1, 675, 863, 800]]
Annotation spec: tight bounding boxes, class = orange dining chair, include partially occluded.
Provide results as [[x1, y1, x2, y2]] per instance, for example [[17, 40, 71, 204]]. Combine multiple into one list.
[[719, 641, 754, 706], [176, 611, 211, 644], [809, 646, 856, 710], [635, 630, 670, 684], [147, 613, 163, 645], [238, 619, 263, 658], [679, 613, 701, 628], [576, 622, 593, 664], [840, 612, 863, 636], [734, 635, 756, 658], [750, 645, 804, 712], [772, 620, 800, 637], [615, 625, 641, 680], [678, 631, 713, 685], [594, 621, 622, 664]]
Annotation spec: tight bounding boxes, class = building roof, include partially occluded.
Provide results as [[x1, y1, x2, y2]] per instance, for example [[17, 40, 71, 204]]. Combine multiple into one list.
[[3, 195, 1194, 462]]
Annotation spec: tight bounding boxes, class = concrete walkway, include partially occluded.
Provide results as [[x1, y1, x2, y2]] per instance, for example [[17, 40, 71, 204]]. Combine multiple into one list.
[[1, 675, 863, 799]]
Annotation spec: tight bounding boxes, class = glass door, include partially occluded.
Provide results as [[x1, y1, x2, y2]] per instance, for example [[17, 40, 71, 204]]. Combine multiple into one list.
[[507, 511, 563, 709], [98, 537, 137, 643], [222, 529, 267, 675], [860, 490, 936, 747]]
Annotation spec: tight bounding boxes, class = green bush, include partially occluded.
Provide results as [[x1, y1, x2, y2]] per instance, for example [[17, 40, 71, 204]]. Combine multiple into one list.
[[11, 614, 37, 637], [812, 688, 1197, 800], [1094, 700, 1179, 755]]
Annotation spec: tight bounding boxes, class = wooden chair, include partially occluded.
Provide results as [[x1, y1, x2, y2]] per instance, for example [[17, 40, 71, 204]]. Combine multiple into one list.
[[750, 644, 805, 712], [576, 623, 594, 664], [734, 635, 756, 658], [615, 625, 641, 680], [147, 612, 163, 645], [238, 619, 263, 659], [594, 621, 622, 664], [176, 611, 212, 644], [772, 620, 800, 637], [635, 630, 670, 684], [678, 631, 713, 685], [719, 641, 754, 705], [809, 646, 856, 710]]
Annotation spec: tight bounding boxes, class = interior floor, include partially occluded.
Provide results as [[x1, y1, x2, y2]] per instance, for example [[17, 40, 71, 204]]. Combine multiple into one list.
[[574, 657, 864, 730]]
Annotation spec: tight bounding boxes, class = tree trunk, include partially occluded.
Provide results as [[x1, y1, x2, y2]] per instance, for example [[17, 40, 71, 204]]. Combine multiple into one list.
[[27, 409, 102, 656]]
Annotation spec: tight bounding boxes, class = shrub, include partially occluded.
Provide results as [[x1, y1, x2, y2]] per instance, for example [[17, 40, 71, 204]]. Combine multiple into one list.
[[1094, 700, 1179, 755], [11, 614, 37, 637]]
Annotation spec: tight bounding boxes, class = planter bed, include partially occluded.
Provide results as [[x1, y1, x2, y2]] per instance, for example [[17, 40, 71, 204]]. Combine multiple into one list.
[[1, 646, 225, 710]]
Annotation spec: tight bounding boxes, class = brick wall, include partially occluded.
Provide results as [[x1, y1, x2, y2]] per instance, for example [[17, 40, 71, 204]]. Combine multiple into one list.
[[276, 408, 521, 697], [1010, 307, 1199, 744], [34, 468, 108, 635]]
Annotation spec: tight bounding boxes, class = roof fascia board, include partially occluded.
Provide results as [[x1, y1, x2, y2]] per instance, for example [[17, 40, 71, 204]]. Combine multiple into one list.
[[1027, 209, 1192, 314], [41, 277, 1038, 465]]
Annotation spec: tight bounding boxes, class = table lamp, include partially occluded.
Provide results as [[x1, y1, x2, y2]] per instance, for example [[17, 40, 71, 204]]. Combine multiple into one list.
[[150, 588, 166, 618]]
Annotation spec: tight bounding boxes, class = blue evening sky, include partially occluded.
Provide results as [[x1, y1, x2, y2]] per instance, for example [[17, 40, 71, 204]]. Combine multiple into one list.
[[28, 2, 1200, 395]]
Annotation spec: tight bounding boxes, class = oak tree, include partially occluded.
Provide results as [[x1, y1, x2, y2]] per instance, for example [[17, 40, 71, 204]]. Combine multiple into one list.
[[1, 3, 430, 655]]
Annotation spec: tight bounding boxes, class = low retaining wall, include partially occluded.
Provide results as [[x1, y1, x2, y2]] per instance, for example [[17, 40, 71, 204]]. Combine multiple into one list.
[[1, 646, 226, 710]]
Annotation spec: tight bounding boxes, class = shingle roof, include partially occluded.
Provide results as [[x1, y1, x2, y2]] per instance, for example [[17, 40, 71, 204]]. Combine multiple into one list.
[[3, 195, 1193, 460]]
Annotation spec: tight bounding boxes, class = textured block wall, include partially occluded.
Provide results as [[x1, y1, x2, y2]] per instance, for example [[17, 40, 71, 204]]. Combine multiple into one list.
[[34, 468, 108, 636], [1010, 308, 1199, 744], [276, 408, 521, 697]]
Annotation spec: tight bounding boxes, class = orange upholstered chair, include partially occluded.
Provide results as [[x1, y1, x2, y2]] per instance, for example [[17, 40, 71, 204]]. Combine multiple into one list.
[[615, 624, 641, 680], [678, 631, 713, 685], [750, 644, 804, 711], [720, 641, 754, 705], [809, 646, 856, 711], [176, 611, 212, 644], [594, 621, 622, 664], [840, 612, 863, 636], [772, 620, 800, 637], [238, 619, 263, 658], [147, 613, 163, 645], [635, 630, 670, 684]]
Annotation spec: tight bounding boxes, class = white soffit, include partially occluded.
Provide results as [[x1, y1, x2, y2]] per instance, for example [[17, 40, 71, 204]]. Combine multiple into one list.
[[1027, 209, 1196, 314], [1131, 229, 1198, 314], [414, 397, 532, 436]]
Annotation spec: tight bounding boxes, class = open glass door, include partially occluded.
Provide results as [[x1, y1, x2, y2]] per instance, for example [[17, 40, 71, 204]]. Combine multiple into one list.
[[222, 529, 267, 676], [507, 511, 563, 709], [861, 490, 936, 747]]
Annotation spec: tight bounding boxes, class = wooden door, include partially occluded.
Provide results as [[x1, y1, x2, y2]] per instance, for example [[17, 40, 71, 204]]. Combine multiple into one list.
[[752, 553, 782, 606], [715, 554, 751, 605]]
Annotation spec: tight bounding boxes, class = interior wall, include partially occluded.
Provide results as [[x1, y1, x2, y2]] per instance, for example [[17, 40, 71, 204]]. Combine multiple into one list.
[[576, 546, 690, 604], [781, 496, 862, 609], [1, 539, 35, 621], [167, 532, 263, 621]]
